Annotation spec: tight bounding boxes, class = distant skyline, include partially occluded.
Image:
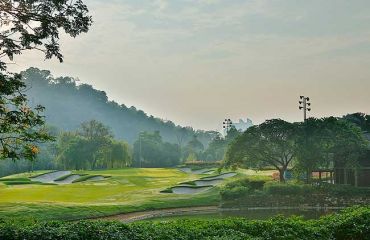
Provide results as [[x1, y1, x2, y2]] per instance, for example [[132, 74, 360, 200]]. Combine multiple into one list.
[[9, 0, 370, 131]]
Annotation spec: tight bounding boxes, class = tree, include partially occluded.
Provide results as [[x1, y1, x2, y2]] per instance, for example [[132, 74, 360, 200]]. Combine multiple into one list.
[[294, 118, 328, 182], [0, 77, 51, 161], [343, 113, 370, 132], [133, 131, 180, 167], [56, 132, 89, 170], [183, 135, 204, 160], [225, 119, 297, 182], [0, 0, 92, 161], [96, 140, 132, 169], [78, 120, 113, 169], [296, 117, 368, 183], [202, 128, 241, 161]]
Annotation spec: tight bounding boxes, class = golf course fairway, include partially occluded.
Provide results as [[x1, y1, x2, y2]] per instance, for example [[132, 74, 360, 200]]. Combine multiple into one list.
[[0, 168, 226, 220]]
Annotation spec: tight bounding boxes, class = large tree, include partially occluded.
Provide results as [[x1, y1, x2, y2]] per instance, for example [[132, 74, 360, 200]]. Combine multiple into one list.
[[133, 131, 180, 167], [0, 0, 92, 161], [225, 119, 297, 182]]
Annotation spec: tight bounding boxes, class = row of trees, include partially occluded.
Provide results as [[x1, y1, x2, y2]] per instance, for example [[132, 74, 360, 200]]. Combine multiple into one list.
[[224, 117, 369, 182], [56, 120, 131, 170]]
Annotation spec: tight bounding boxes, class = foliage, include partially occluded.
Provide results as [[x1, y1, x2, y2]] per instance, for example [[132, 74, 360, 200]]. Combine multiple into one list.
[[0, 206, 368, 240], [55, 120, 132, 170], [0, 73, 52, 161], [0, 0, 91, 162], [133, 131, 180, 167], [225, 117, 368, 183], [342, 112, 370, 132], [220, 177, 266, 200], [202, 128, 241, 162], [225, 119, 297, 182], [263, 182, 314, 195]]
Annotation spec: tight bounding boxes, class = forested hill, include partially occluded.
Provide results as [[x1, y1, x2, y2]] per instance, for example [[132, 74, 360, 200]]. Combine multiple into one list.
[[21, 68, 215, 145]]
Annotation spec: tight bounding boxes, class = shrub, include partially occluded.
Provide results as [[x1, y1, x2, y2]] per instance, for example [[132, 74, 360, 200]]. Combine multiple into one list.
[[220, 186, 250, 200], [0, 207, 368, 240], [263, 182, 314, 195], [221, 178, 267, 200]]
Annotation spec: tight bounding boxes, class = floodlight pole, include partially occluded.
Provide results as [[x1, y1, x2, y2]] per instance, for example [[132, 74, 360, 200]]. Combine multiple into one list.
[[299, 96, 311, 122], [223, 119, 233, 134]]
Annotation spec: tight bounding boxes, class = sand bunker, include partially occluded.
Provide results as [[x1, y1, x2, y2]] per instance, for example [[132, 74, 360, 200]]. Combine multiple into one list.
[[55, 174, 82, 184], [178, 168, 192, 173], [31, 171, 71, 183], [201, 172, 237, 181], [171, 186, 212, 194], [194, 179, 223, 186]]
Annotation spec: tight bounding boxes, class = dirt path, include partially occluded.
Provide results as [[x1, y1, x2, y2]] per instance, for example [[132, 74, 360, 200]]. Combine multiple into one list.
[[100, 206, 219, 223]]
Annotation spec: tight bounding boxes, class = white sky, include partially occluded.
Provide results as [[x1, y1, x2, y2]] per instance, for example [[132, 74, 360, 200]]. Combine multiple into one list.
[[9, 0, 370, 131]]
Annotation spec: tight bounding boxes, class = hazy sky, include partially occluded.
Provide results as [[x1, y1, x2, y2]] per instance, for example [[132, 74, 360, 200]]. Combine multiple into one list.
[[10, 0, 370, 131]]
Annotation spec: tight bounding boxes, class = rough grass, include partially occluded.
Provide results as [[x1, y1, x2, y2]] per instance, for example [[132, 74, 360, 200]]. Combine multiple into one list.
[[0, 178, 31, 182]]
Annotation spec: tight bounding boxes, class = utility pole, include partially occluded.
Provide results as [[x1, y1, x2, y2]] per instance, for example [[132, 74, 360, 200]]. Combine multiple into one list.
[[223, 119, 233, 135], [139, 132, 142, 168], [299, 96, 311, 121]]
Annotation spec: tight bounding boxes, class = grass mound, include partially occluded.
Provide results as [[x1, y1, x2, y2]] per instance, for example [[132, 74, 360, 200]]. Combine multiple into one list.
[[72, 175, 109, 183], [0, 178, 31, 182], [2, 181, 57, 186]]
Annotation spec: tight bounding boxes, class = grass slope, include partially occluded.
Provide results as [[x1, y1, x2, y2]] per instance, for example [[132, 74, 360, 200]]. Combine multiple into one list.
[[0, 168, 222, 220]]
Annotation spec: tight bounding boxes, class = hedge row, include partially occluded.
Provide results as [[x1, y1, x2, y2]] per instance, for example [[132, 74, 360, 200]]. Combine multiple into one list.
[[0, 206, 368, 240]]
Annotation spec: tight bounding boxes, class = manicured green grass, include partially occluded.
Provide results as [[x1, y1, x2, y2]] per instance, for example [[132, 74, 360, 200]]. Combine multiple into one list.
[[0, 168, 224, 220]]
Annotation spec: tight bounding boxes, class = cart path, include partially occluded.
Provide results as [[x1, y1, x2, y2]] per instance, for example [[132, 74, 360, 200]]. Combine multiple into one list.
[[100, 206, 219, 223]]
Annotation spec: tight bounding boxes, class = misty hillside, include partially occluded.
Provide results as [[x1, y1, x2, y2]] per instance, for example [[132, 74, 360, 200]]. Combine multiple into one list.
[[22, 68, 215, 145]]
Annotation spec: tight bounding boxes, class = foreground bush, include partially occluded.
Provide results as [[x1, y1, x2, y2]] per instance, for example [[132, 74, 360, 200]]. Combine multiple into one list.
[[220, 178, 266, 200], [0, 206, 368, 240]]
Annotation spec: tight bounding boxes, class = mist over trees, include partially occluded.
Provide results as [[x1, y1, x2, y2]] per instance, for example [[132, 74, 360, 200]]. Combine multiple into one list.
[[132, 131, 180, 167], [21, 68, 215, 146]]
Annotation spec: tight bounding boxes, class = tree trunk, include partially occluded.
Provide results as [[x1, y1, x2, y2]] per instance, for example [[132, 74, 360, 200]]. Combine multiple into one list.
[[278, 168, 285, 182]]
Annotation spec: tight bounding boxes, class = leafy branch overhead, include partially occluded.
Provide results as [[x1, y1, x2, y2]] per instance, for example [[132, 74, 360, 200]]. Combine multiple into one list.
[[0, 0, 91, 161], [0, 0, 92, 70]]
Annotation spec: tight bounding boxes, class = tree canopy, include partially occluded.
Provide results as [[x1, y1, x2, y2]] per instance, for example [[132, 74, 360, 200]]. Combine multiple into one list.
[[225, 117, 368, 182], [56, 120, 131, 170], [0, 0, 91, 161], [132, 131, 180, 167], [225, 119, 297, 182]]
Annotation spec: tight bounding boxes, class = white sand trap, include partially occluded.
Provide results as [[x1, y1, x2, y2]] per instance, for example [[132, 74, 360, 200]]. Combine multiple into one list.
[[194, 179, 223, 186], [31, 171, 71, 183], [55, 174, 81, 184], [87, 176, 105, 182], [201, 172, 237, 181], [179, 168, 192, 173], [171, 186, 212, 194]]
